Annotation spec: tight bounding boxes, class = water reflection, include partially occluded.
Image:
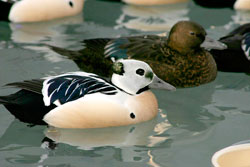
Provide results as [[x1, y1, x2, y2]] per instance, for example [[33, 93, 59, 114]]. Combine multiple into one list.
[[9, 13, 84, 44], [188, 1, 234, 29], [0, 72, 248, 166], [45, 119, 157, 149], [209, 72, 250, 115], [0, 114, 171, 166], [156, 83, 225, 132], [44, 112, 173, 150], [0, 120, 48, 166], [232, 10, 250, 25], [115, 2, 189, 32]]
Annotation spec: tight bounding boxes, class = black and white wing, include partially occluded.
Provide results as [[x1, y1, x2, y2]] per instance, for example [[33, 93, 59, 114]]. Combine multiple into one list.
[[42, 72, 118, 106], [242, 32, 250, 61]]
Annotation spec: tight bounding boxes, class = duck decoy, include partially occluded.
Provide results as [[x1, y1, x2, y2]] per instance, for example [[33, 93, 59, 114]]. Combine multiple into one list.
[[100, 0, 188, 5], [193, 0, 250, 10], [210, 23, 250, 73], [0, 59, 175, 128], [0, 0, 84, 22], [50, 21, 226, 88]]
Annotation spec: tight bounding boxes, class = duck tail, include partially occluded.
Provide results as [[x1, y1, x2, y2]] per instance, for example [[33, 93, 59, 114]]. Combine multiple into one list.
[[0, 96, 10, 104], [0, 90, 52, 125], [46, 44, 82, 60]]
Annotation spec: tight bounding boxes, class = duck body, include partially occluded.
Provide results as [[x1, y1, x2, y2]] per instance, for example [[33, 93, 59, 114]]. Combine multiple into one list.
[[0, 60, 175, 128], [193, 0, 250, 10], [51, 21, 220, 88], [210, 23, 250, 73], [0, 0, 84, 23]]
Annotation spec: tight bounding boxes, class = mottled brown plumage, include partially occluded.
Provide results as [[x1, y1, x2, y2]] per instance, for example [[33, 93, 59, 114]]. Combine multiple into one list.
[[50, 21, 217, 88]]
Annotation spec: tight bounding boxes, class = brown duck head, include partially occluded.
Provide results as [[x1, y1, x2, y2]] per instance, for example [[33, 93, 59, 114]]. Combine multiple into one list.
[[167, 21, 206, 55]]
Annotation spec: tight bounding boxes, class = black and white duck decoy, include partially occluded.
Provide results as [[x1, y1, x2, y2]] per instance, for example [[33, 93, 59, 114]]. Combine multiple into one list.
[[210, 23, 250, 72], [0, 59, 175, 128], [0, 0, 84, 22]]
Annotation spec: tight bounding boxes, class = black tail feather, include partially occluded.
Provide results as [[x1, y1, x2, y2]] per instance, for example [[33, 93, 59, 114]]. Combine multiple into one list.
[[0, 90, 56, 125], [47, 44, 83, 60], [0, 96, 9, 104]]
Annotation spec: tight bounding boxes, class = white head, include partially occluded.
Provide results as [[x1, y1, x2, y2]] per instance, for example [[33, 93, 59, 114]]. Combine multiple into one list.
[[111, 59, 176, 95]]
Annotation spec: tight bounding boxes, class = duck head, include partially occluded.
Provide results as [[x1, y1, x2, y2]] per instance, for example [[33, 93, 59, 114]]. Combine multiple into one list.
[[167, 21, 206, 55], [167, 21, 226, 55], [111, 59, 176, 95]]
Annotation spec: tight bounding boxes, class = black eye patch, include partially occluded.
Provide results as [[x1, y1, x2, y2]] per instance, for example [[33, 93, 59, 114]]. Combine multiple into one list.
[[136, 68, 145, 76]]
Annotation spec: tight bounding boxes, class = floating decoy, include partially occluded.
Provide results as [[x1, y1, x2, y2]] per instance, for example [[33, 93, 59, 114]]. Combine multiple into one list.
[[210, 23, 250, 72], [0, 0, 84, 22], [193, 0, 250, 10], [50, 21, 226, 87], [0, 59, 175, 128], [101, 0, 188, 5]]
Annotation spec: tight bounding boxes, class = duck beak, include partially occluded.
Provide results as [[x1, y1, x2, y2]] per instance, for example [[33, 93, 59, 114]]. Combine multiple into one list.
[[200, 36, 227, 50], [149, 75, 176, 91]]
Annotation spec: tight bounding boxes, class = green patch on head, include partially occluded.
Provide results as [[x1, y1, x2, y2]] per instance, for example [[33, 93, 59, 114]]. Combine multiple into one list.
[[112, 62, 125, 75], [145, 71, 153, 80]]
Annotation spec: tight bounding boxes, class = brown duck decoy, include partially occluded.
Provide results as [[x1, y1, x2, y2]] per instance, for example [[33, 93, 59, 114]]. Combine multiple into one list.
[[50, 21, 226, 87]]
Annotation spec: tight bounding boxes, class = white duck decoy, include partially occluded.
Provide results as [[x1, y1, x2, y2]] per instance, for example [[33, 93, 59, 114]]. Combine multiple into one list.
[[0, 59, 175, 129], [0, 0, 84, 22]]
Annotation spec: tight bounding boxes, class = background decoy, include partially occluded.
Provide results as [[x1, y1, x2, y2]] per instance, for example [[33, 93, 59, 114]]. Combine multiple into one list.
[[210, 23, 250, 73], [0, 0, 85, 22], [193, 0, 250, 10]]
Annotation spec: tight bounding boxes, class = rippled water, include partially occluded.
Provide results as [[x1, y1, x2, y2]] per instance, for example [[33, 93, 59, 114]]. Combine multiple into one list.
[[1, 0, 250, 167]]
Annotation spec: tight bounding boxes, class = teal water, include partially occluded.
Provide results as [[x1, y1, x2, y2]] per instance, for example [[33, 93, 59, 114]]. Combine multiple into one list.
[[1, 0, 250, 166]]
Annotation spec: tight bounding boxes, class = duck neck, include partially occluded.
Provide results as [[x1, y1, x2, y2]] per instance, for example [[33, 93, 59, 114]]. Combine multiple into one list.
[[136, 86, 149, 94], [167, 39, 191, 55], [111, 74, 140, 95]]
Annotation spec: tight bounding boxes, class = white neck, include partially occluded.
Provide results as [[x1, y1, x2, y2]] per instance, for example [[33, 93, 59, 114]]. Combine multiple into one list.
[[111, 74, 141, 95]]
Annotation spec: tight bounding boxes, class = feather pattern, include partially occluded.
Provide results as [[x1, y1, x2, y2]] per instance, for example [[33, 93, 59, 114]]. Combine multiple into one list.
[[104, 38, 130, 59], [242, 32, 250, 61], [42, 72, 118, 106], [103, 35, 168, 61]]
